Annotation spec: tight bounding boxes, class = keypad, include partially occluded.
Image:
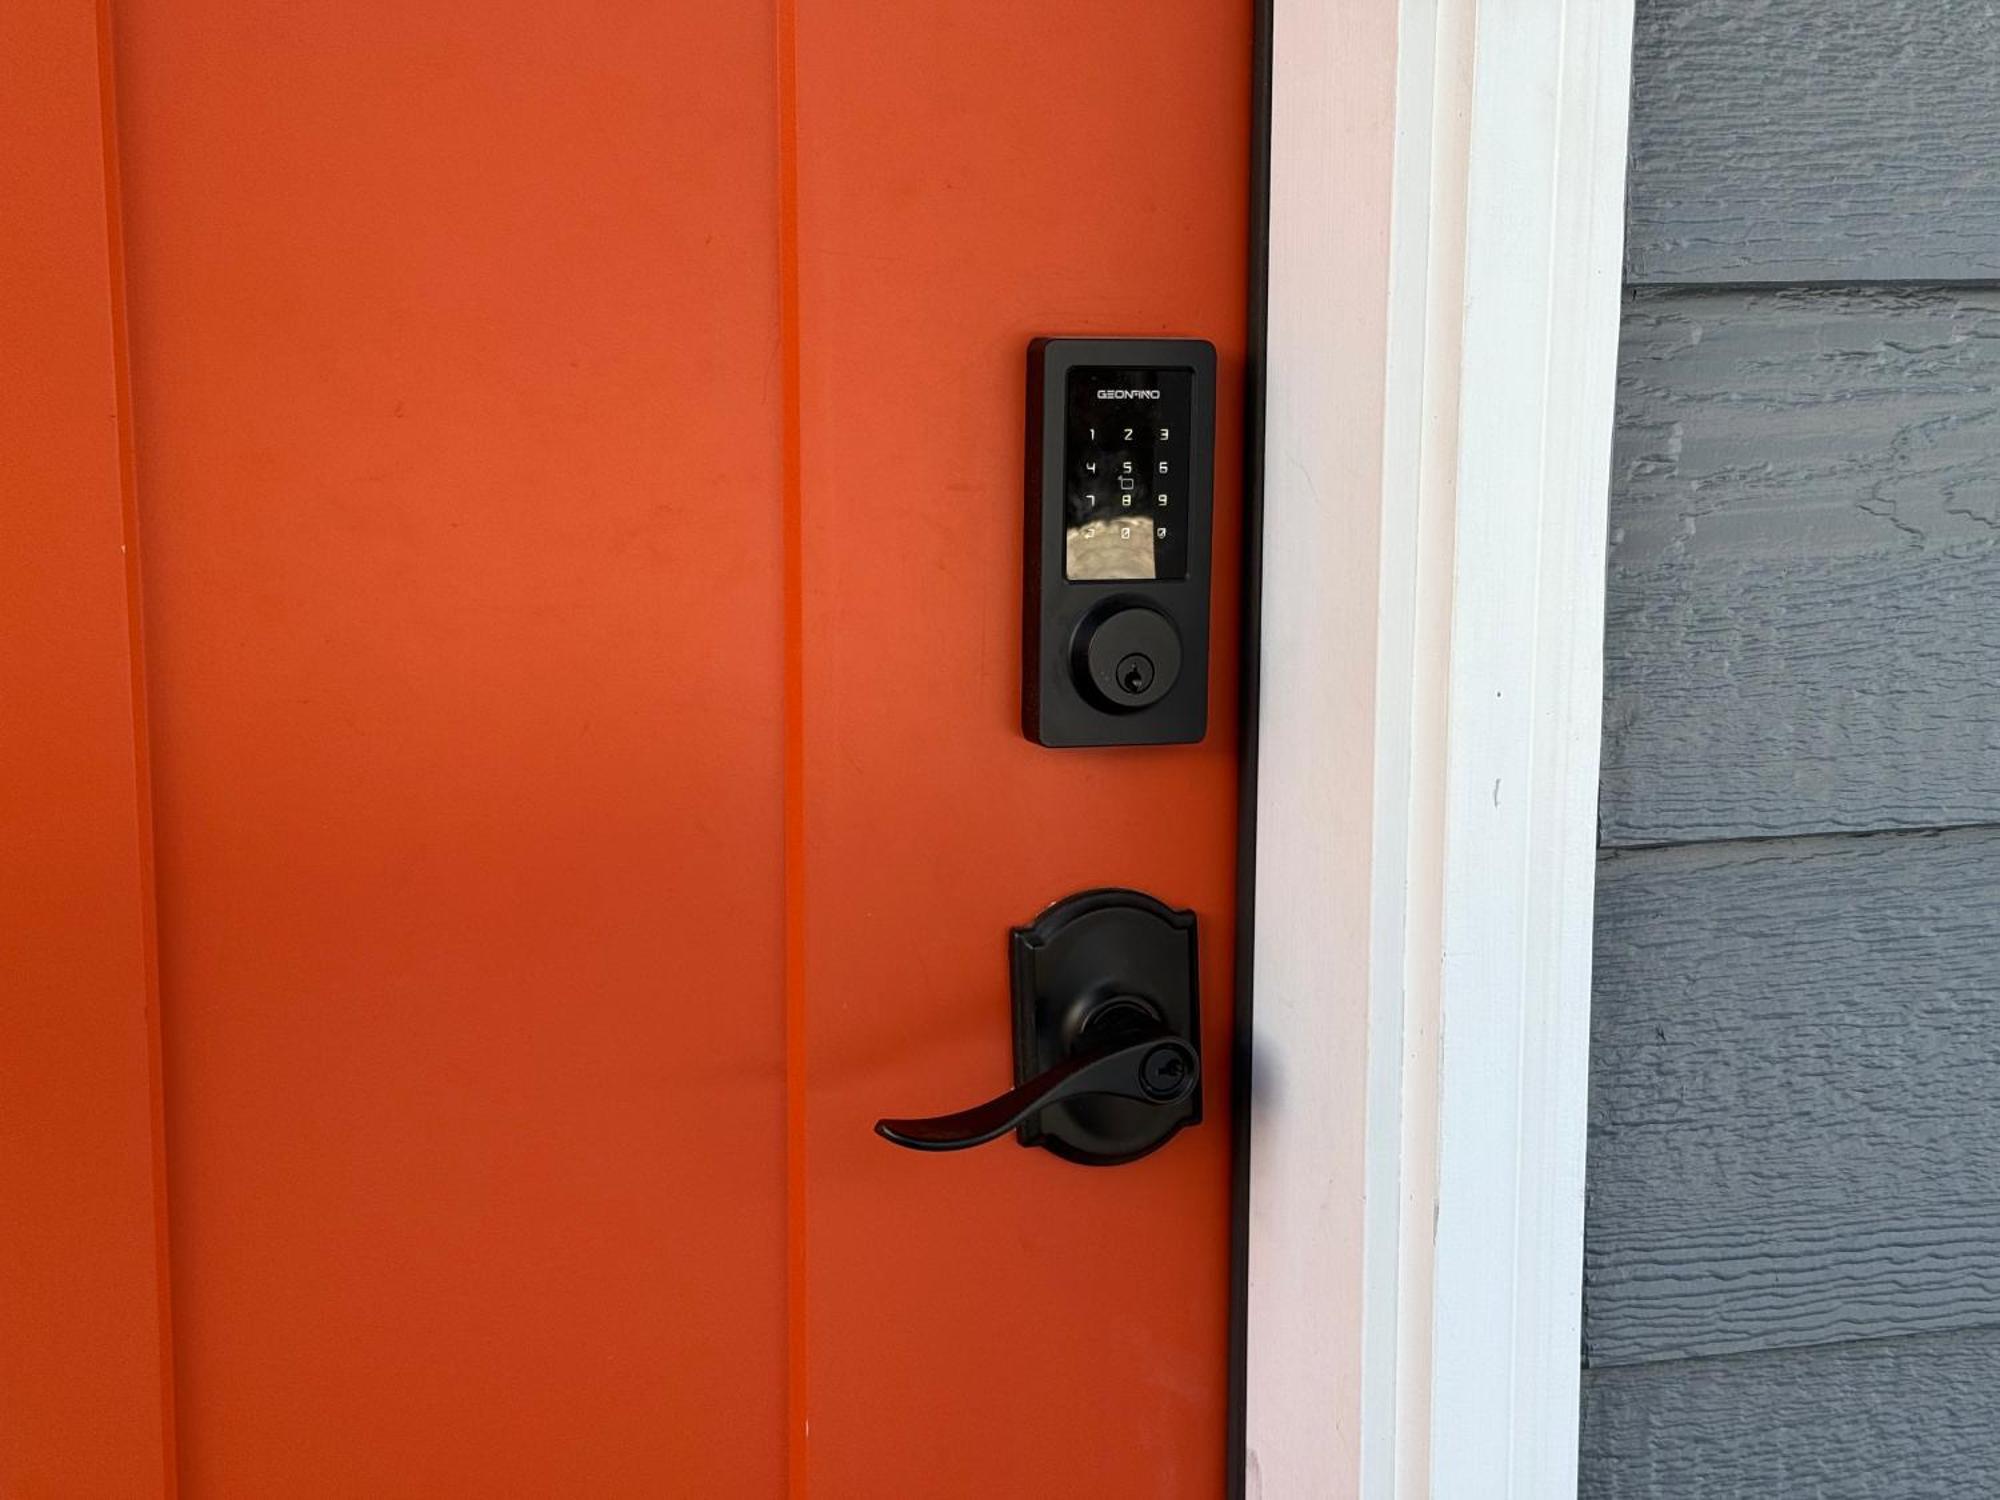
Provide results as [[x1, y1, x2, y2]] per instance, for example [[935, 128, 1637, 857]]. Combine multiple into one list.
[[1062, 366, 1195, 581]]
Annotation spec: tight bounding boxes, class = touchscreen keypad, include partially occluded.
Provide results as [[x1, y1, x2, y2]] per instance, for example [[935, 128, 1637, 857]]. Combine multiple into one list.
[[1063, 367, 1194, 581]]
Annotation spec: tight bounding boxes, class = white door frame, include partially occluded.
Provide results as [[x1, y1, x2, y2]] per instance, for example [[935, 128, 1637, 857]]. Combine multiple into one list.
[[1241, 0, 1635, 1493]]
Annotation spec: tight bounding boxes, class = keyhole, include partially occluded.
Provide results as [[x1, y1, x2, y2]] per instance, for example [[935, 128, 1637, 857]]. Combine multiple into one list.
[[1115, 653, 1155, 696], [1140, 1045, 1193, 1102]]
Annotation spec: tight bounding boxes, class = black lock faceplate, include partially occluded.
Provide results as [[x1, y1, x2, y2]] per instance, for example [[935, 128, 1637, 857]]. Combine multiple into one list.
[[1023, 337, 1216, 747], [1010, 888, 1202, 1166]]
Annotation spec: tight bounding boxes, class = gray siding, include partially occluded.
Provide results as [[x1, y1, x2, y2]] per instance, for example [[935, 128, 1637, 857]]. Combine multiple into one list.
[[1627, 0, 2000, 284], [1584, 0, 2000, 1491], [1588, 830, 2000, 1367], [1581, 1330, 2000, 1499], [1601, 287, 2000, 846]]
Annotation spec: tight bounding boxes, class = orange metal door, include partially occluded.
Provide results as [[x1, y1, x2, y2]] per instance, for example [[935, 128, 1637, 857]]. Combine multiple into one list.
[[8, 1, 1248, 1494]]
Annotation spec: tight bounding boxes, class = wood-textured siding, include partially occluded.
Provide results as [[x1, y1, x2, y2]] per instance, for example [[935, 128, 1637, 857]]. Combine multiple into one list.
[[1627, 0, 2000, 284], [1601, 287, 2000, 847], [1585, 1, 2000, 1488], [1587, 829, 2000, 1367], [1580, 1330, 2000, 1499]]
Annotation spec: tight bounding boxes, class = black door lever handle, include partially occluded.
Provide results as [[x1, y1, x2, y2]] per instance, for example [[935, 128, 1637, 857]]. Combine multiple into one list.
[[876, 889, 1204, 1165], [874, 1028, 1199, 1153]]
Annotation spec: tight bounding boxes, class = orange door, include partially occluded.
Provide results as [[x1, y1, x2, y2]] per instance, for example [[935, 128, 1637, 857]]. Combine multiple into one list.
[[7, 1, 1249, 1494]]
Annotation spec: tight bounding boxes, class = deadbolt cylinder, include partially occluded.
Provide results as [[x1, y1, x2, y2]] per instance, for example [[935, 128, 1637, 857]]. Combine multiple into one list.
[[1071, 602, 1182, 712]]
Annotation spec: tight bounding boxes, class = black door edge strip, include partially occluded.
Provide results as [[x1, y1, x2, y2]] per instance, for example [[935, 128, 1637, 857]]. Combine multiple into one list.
[[1226, 0, 1273, 1494]]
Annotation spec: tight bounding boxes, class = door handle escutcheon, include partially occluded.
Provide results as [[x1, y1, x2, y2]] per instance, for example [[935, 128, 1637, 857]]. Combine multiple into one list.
[[875, 1024, 1198, 1152]]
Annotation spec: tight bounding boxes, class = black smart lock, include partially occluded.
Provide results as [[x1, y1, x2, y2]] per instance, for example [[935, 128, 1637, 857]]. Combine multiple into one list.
[[1022, 337, 1216, 747]]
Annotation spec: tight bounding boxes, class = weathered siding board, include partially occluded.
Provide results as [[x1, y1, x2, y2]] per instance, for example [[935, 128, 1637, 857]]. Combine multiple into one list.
[[1580, 1330, 2000, 1500], [1585, 829, 2000, 1368], [1600, 286, 2000, 846], [1626, 0, 2000, 283]]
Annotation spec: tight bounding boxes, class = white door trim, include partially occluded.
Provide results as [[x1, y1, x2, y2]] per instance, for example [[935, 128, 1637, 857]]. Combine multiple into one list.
[[1243, 0, 1634, 1492]]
